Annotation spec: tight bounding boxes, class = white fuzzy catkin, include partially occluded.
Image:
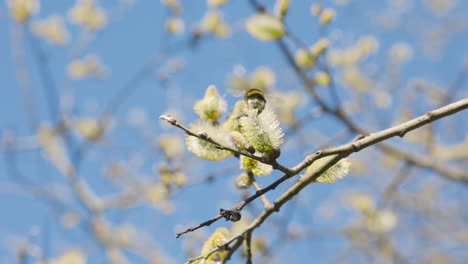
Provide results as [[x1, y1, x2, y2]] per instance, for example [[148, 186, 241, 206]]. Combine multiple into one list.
[[186, 120, 231, 161], [239, 107, 284, 154]]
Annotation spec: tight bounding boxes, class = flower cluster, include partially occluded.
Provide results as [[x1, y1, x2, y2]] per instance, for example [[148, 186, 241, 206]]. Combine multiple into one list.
[[185, 86, 284, 178]]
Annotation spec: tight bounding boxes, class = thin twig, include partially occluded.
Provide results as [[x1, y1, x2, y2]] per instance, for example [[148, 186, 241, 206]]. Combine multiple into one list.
[[223, 236, 245, 264], [248, 172, 271, 209], [245, 231, 253, 264], [159, 115, 292, 174], [382, 162, 413, 207]]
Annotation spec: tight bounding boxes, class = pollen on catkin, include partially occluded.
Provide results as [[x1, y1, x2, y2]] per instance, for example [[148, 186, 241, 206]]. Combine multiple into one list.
[[185, 120, 231, 161], [227, 131, 247, 151], [306, 157, 350, 183], [193, 85, 227, 123], [240, 155, 273, 176], [196, 227, 231, 263], [239, 107, 284, 154], [221, 100, 248, 132]]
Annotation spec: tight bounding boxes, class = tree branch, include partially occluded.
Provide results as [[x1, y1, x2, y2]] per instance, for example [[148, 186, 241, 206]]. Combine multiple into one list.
[[174, 97, 468, 240], [159, 115, 292, 174]]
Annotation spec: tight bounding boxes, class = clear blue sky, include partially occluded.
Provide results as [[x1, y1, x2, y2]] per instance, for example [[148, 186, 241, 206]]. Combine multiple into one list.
[[1, 0, 467, 263]]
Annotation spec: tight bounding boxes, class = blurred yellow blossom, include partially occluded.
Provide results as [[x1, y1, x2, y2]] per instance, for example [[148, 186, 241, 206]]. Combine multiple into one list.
[[200, 10, 230, 38], [235, 173, 252, 189], [165, 17, 184, 34], [75, 117, 105, 142], [213, 23, 231, 38], [201, 10, 221, 32], [310, 38, 330, 56], [270, 91, 303, 126], [228, 66, 276, 93], [228, 71, 251, 93], [158, 165, 187, 187], [425, 0, 455, 13], [91, 216, 111, 245], [295, 38, 329, 69], [346, 192, 375, 211], [7, 0, 39, 23], [358, 36, 379, 55], [68, 0, 107, 31], [145, 183, 174, 212], [295, 49, 315, 69], [31, 15, 69, 45], [251, 67, 276, 90], [61, 212, 80, 228], [207, 0, 229, 8], [374, 89, 392, 109], [310, 3, 322, 16], [115, 225, 135, 246], [161, 0, 183, 14], [199, 227, 231, 264], [314, 71, 331, 86], [158, 134, 184, 160], [328, 36, 378, 66], [433, 137, 468, 160], [39, 250, 86, 264], [251, 237, 268, 256], [389, 42, 413, 63], [146, 183, 167, 203], [275, 0, 290, 19], [319, 8, 335, 25], [68, 54, 106, 79], [161, 0, 179, 6], [246, 14, 285, 41], [343, 66, 373, 93], [365, 209, 398, 233]]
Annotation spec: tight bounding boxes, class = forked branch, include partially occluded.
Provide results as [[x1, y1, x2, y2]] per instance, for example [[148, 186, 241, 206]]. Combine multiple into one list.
[[161, 97, 468, 240]]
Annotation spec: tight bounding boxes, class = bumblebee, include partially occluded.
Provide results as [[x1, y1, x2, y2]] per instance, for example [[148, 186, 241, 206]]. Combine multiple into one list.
[[244, 88, 266, 114]]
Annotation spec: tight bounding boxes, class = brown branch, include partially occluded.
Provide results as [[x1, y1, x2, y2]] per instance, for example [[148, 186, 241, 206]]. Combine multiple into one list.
[[222, 236, 245, 264], [245, 231, 253, 264], [184, 153, 348, 261], [249, 172, 272, 209], [173, 97, 468, 238], [159, 115, 292, 174]]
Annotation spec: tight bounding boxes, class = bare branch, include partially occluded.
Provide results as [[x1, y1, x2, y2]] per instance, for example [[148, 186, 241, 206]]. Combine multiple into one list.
[[245, 231, 253, 264], [175, 97, 468, 239], [249, 172, 272, 209]]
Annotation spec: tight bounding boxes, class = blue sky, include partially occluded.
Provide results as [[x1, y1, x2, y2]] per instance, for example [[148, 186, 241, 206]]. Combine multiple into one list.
[[1, 0, 468, 263]]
